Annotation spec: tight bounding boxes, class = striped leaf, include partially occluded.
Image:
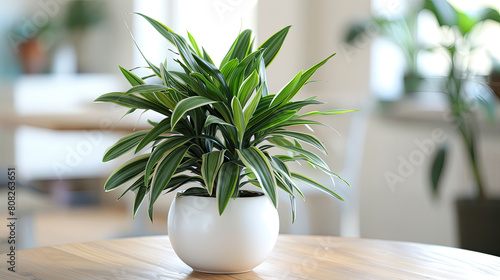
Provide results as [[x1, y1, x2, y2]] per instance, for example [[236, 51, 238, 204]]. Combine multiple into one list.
[[103, 130, 148, 162], [144, 136, 192, 185], [135, 118, 172, 153], [94, 92, 170, 116], [232, 97, 245, 144], [237, 147, 277, 207], [216, 161, 240, 214], [291, 172, 343, 201], [104, 154, 150, 191], [171, 96, 218, 129], [258, 25, 291, 67], [201, 150, 226, 195], [133, 186, 147, 218], [237, 70, 259, 106], [270, 130, 327, 154], [149, 145, 191, 220]]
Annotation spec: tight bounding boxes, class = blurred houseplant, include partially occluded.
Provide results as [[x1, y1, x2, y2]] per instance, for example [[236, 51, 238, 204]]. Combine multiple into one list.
[[10, 0, 105, 74], [344, 4, 425, 93], [95, 14, 351, 273], [63, 0, 106, 72], [424, 0, 500, 256]]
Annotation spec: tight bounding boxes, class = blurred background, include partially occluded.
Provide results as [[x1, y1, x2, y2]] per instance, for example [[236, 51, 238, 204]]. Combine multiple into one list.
[[1, 0, 499, 254]]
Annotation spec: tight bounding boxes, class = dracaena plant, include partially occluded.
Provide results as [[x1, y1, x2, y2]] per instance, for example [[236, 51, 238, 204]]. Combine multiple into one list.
[[95, 13, 352, 222]]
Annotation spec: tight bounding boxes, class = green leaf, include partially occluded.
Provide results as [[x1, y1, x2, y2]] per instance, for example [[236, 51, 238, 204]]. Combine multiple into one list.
[[300, 109, 357, 117], [117, 175, 145, 201], [103, 130, 148, 162], [270, 71, 302, 108], [149, 145, 191, 220], [165, 175, 204, 193], [136, 118, 172, 153], [242, 87, 262, 126], [178, 187, 210, 197], [144, 136, 192, 185], [104, 153, 150, 191], [232, 97, 246, 143], [456, 11, 475, 35], [228, 50, 263, 96], [220, 29, 253, 67], [126, 84, 171, 95], [204, 115, 233, 128], [119, 66, 145, 86], [270, 130, 327, 154], [237, 70, 259, 106], [282, 54, 336, 105], [171, 96, 218, 129], [278, 145, 329, 169], [94, 92, 170, 116], [291, 172, 343, 201], [220, 59, 239, 80], [217, 162, 240, 215], [133, 186, 147, 218], [430, 144, 447, 197], [424, 0, 458, 27], [258, 25, 291, 67], [187, 31, 202, 57], [134, 13, 190, 50], [201, 150, 226, 195], [249, 110, 297, 134], [237, 147, 277, 207]]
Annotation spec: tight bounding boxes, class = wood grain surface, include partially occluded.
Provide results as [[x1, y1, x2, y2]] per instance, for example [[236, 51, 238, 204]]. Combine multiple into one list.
[[2, 235, 500, 279]]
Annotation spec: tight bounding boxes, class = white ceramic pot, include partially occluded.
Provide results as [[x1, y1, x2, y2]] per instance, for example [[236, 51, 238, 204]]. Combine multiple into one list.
[[167, 192, 279, 274]]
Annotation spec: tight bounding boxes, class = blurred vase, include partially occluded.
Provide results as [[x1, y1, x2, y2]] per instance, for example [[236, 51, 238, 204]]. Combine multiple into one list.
[[456, 199, 500, 257], [18, 38, 47, 74]]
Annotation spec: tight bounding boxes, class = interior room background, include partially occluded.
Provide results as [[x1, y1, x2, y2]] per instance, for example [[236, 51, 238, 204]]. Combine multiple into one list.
[[1, 0, 499, 251]]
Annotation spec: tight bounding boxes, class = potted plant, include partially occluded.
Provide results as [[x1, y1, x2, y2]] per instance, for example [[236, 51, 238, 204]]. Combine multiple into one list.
[[424, 0, 500, 256], [344, 5, 425, 94], [95, 14, 352, 273]]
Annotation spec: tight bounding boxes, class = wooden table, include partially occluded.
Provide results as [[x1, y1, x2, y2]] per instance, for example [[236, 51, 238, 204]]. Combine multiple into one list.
[[3, 235, 500, 279]]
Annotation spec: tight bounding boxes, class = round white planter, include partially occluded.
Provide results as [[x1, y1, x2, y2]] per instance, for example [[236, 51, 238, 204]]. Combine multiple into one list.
[[167, 192, 279, 274]]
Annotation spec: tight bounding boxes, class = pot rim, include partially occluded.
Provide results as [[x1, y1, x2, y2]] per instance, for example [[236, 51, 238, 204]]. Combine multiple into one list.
[[175, 189, 265, 198]]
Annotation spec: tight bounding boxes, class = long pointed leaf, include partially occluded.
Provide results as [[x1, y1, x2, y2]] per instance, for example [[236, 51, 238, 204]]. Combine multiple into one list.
[[237, 147, 277, 207], [136, 118, 172, 153], [171, 96, 218, 129], [104, 154, 150, 191], [202, 150, 226, 195], [149, 145, 191, 220], [291, 172, 343, 201], [103, 130, 148, 162], [217, 162, 239, 214], [258, 26, 291, 67]]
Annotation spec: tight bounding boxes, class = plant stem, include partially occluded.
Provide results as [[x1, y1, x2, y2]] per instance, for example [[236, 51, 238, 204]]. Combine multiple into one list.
[[456, 120, 486, 201], [448, 47, 487, 201]]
